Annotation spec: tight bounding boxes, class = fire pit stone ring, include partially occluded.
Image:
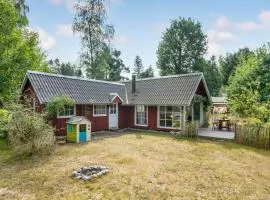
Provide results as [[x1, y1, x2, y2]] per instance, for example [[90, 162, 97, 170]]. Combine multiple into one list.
[[72, 165, 110, 181]]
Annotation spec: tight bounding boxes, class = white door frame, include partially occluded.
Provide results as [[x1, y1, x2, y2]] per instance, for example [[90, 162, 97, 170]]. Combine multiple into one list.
[[109, 103, 118, 129]]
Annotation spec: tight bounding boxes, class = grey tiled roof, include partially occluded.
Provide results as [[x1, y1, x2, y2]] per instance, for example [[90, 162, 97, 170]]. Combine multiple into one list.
[[24, 71, 127, 104], [123, 73, 204, 106], [22, 71, 208, 106], [67, 116, 90, 124]]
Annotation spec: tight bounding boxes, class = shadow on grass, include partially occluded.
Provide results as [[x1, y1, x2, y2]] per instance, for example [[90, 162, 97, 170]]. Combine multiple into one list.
[[0, 138, 55, 169]]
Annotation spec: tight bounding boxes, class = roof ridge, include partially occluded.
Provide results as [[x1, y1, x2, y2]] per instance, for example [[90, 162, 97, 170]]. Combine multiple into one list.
[[121, 72, 203, 82], [27, 70, 125, 86]]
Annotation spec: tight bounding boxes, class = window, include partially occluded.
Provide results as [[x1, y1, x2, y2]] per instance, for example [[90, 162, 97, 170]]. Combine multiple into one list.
[[110, 104, 117, 114], [79, 124, 86, 132], [93, 105, 107, 116], [58, 105, 75, 118], [135, 105, 148, 126], [159, 106, 182, 129]]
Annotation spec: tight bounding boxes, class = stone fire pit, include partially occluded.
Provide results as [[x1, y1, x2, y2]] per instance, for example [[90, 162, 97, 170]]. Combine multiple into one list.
[[72, 166, 110, 181]]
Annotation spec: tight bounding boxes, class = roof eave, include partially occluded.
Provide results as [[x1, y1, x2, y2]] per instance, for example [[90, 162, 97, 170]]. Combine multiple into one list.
[[187, 73, 212, 105]]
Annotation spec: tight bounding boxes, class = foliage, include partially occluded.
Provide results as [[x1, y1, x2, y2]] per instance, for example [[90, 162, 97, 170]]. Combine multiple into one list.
[[93, 45, 129, 81], [219, 47, 253, 86], [49, 58, 83, 77], [134, 55, 144, 78], [0, 109, 9, 139], [200, 56, 222, 96], [156, 17, 207, 75], [235, 124, 270, 150], [227, 45, 270, 123], [12, 0, 29, 25], [0, 0, 48, 104], [45, 95, 75, 118], [140, 65, 154, 78], [8, 104, 55, 156], [73, 0, 114, 79]]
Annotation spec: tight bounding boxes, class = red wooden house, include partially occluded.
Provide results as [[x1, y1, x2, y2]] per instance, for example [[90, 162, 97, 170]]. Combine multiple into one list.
[[21, 71, 211, 136]]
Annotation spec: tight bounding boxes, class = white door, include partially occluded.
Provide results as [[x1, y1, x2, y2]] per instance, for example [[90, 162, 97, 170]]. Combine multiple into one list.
[[109, 104, 118, 129]]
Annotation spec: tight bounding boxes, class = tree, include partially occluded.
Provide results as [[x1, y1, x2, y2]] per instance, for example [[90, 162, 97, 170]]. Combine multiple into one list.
[[202, 56, 222, 96], [156, 17, 207, 75], [219, 47, 253, 86], [140, 65, 154, 78], [72, 0, 114, 79], [227, 45, 270, 122], [93, 45, 129, 81], [49, 58, 83, 77], [0, 1, 48, 104], [107, 48, 129, 81], [12, 0, 29, 25], [134, 55, 144, 78]]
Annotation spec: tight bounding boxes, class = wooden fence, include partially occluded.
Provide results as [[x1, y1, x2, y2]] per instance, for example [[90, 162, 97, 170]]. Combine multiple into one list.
[[234, 124, 270, 150], [184, 123, 198, 138]]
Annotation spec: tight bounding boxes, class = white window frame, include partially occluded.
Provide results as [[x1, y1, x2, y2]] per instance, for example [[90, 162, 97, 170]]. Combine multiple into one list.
[[58, 105, 76, 119], [157, 105, 183, 129], [93, 105, 107, 117], [134, 105, 148, 126], [109, 103, 118, 115]]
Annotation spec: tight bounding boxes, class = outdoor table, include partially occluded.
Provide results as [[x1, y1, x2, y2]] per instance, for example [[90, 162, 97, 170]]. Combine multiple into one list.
[[218, 119, 230, 130]]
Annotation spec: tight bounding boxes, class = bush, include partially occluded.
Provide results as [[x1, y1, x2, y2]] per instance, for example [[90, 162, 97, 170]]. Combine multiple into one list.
[[0, 109, 9, 139], [8, 104, 55, 156], [45, 95, 75, 118]]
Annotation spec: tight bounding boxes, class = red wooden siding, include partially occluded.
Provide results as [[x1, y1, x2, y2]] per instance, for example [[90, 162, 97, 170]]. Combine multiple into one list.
[[76, 105, 109, 132], [22, 81, 43, 113], [125, 105, 176, 132]]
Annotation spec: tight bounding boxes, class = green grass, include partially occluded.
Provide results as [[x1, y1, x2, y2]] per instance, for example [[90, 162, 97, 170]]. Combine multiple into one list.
[[0, 133, 269, 199]]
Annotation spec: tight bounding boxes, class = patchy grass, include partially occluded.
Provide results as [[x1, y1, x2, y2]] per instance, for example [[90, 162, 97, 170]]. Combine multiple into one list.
[[0, 133, 269, 199]]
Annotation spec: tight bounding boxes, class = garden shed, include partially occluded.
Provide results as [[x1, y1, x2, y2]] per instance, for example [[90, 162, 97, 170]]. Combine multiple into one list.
[[66, 116, 91, 143]]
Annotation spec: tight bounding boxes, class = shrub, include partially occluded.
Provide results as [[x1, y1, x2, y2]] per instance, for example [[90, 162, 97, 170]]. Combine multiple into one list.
[[45, 95, 75, 118], [0, 109, 9, 139], [8, 104, 55, 156]]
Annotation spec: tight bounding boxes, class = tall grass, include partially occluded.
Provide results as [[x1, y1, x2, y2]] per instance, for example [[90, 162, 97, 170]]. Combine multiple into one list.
[[235, 124, 270, 150]]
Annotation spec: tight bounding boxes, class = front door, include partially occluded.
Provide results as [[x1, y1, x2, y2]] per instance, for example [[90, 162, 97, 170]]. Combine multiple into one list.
[[79, 124, 87, 142], [109, 104, 118, 129]]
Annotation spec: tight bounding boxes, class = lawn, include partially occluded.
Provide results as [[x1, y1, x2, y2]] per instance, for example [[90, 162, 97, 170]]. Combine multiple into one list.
[[0, 132, 269, 200]]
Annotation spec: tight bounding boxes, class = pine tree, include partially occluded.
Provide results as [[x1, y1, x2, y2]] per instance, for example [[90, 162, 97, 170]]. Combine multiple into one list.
[[134, 55, 144, 78]]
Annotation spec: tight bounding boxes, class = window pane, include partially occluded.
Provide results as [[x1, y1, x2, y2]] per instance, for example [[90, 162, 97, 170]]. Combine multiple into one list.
[[70, 107, 74, 115], [166, 106, 172, 112], [172, 112, 181, 121], [166, 113, 172, 119], [166, 120, 172, 127], [136, 105, 147, 125], [143, 118, 147, 125], [94, 105, 106, 115], [160, 112, 166, 119], [160, 120, 165, 127]]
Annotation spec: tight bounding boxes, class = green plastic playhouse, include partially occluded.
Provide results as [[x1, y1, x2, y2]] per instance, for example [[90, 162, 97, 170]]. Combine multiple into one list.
[[66, 116, 91, 143]]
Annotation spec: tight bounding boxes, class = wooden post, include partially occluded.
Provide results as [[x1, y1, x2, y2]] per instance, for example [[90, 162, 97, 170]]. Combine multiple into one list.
[[200, 101, 204, 127], [191, 104, 194, 123], [183, 106, 186, 131]]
